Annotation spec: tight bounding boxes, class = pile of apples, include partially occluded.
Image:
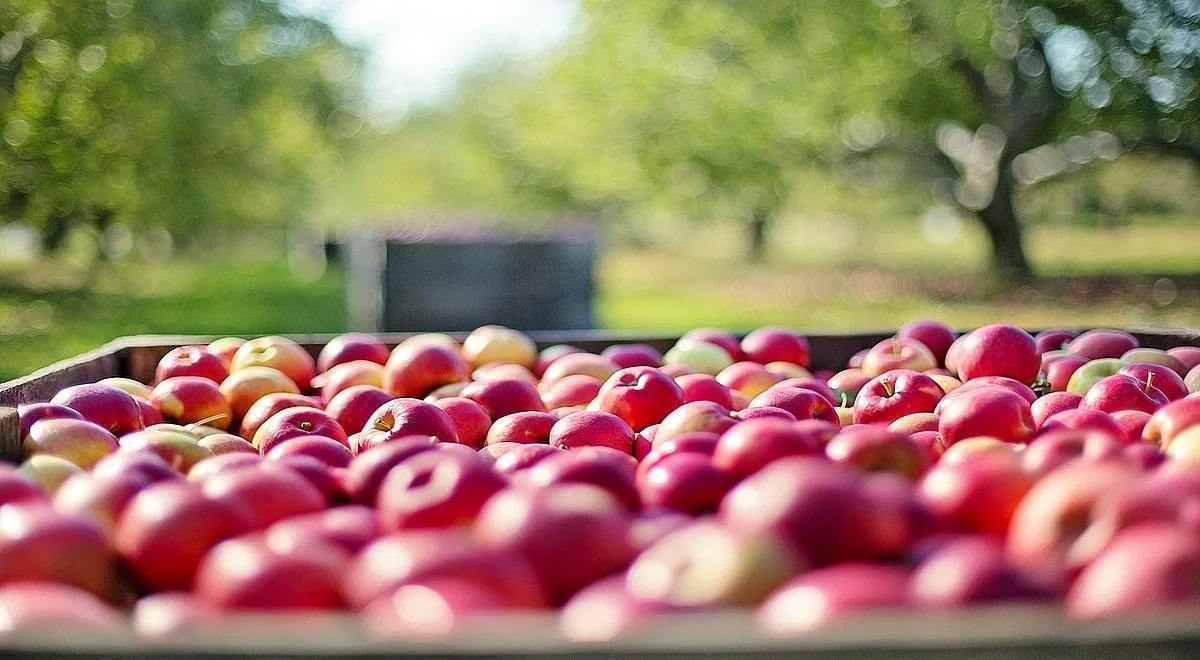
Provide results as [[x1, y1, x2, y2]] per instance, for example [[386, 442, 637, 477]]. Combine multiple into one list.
[[6, 322, 1200, 640]]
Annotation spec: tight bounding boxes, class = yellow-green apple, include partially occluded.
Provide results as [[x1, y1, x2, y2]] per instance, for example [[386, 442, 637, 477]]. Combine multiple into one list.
[[592, 367, 684, 432], [860, 337, 937, 377], [718, 362, 785, 398], [17, 403, 84, 444], [929, 374, 962, 394], [749, 386, 839, 424], [461, 377, 546, 420], [765, 361, 813, 379], [193, 533, 346, 610], [758, 562, 910, 635], [219, 366, 300, 421], [0, 502, 117, 599], [712, 419, 831, 477], [461, 325, 536, 369], [1066, 523, 1200, 619], [230, 336, 316, 393], [23, 418, 119, 469], [888, 412, 940, 435], [1080, 374, 1168, 414], [953, 324, 1040, 384], [151, 376, 233, 430], [1067, 329, 1138, 360], [50, 382, 144, 436], [1165, 426, 1200, 462], [682, 328, 745, 362], [1119, 362, 1187, 401], [1020, 429, 1123, 476], [535, 344, 584, 377], [98, 377, 154, 400], [237, 392, 320, 440], [937, 386, 1035, 445], [118, 429, 213, 473], [662, 339, 734, 376], [358, 398, 458, 452], [1035, 328, 1077, 353], [319, 360, 383, 401], [549, 410, 636, 453], [207, 337, 246, 368], [252, 407, 349, 454], [382, 341, 469, 398], [653, 401, 737, 444], [429, 396, 491, 450], [741, 327, 810, 368], [916, 452, 1034, 536], [19, 455, 85, 495], [826, 426, 932, 480], [155, 346, 228, 384], [1122, 348, 1189, 377], [376, 451, 506, 531], [539, 374, 603, 409], [1031, 391, 1082, 428], [720, 457, 906, 565], [898, 319, 957, 365], [485, 411, 557, 445], [317, 332, 389, 373], [852, 369, 943, 426], [197, 433, 257, 455], [541, 352, 620, 385]]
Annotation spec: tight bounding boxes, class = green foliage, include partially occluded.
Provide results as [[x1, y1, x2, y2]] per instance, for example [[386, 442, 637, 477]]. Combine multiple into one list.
[[0, 0, 361, 245]]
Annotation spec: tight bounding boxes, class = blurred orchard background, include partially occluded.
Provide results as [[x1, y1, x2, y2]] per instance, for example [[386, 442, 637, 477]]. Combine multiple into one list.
[[2, 0, 1200, 379]]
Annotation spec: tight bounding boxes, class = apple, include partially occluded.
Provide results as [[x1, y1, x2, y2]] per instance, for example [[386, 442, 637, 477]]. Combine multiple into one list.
[[535, 344, 584, 377], [207, 337, 246, 367], [524, 449, 639, 511], [547, 409, 635, 453], [592, 367, 684, 432], [461, 325, 536, 369], [50, 382, 144, 436], [774, 377, 837, 405], [16, 403, 85, 444], [472, 362, 538, 384], [721, 457, 906, 565], [626, 521, 801, 608], [953, 324, 1040, 384], [381, 342, 469, 398], [765, 362, 813, 379], [949, 376, 1037, 403], [195, 534, 345, 610], [887, 412, 940, 434], [898, 319, 956, 365], [92, 451, 180, 485], [937, 386, 1035, 445], [639, 432, 720, 480], [909, 535, 1052, 606], [636, 452, 738, 514], [98, 377, 154, 400], [0, 464, 46, 506], [1164, 427, 1200, 463], [848, 349, 868, 370], [749, 386, 839, 424], [187, 453, 262, 484], [17, 455, 82, 496], [860, 337, 937, 377], [1067, 329, 1139, 360], [345, 528, 547, 610], [673, 373, 734, 409], [358, 398, 458, 452], [1034, 328, 1077, 354], [1188, 365, 1200, 393], [252, 407, 349, 455], [22, 418, 119, 469], [219, 366, 300, 421], [0, 583, 123, 636], [540, 353, 619, 385], [201, 462, 325, 530], [735, 405, 796, 422], [52, 467, 157, 537], [132, 592, 219, 639], [909, 431, 947, 460], [712, 419, 831, 477], [653, 401, 737, 444], [1046, 356, 1089, 392], [118, 429, 213, 473], [1021, 429, 1124, 476], [265, 505, 382, 556], [937, 437, 1018, 465], [916, 452, 1035, 536], [1111, 409, 1152, 445], [343, 436, 438, 505], [1122, 348, 1189, 376], [1038, 409, 1131, 445], [852, 369, 943, 425], [560, 575, 673, 642], [422, 382, 470, 401], [1080, 374, 1168, 414], [1118, 362, 1188, 401], [825, 426, 932, 481], [115, 480, 251, 590], [374, 450, 506, 531], [929, 374, 963, 394], [492, 443, 564, 474], [718, 362, 786, 399], [1066, 523, 1200, 619], [758, 562, 911, 635], [826, 368, 872, 406], [600, 343, 663, 369], [540, 374, 603, 409], [317, 332, 389, 373], [1168, 346, 1200, 371], [230, 336, 316, 393], [236, 392, 319, 440], [155, 345, 228, 384], [681, 328, 744, 362], [741, 327, 810, 368], [1031, 392, 1082, 428], [149, 376, 232, 431], [318, 360, 384, 400], [662, 339, 734, 376], [475, 483, 635, 603], [265, 434, 355, 467], [0, 502, 117, 598], [485, 411, 557, 445], [324, 385, 395, 437], [428, 396, 491, 450], [461, 378, 547, 420]]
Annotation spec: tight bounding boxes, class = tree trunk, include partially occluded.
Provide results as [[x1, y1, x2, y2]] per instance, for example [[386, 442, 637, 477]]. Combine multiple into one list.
[[976, 161, 1033, 278], [41, 213, 72, 252], [747, 210, 769, 262]]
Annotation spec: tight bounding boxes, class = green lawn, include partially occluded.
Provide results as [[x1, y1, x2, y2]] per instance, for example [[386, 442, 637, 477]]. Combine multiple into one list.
[[2, 220, 1199, 382]]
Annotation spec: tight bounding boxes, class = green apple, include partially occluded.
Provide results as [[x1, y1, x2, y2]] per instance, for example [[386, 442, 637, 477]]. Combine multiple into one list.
[[1067, 358, 1125, 395], [663, 340, 734, 376]]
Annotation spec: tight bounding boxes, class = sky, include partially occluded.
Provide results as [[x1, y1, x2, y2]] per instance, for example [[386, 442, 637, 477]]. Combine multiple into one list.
[[286, 0, 579, 122]]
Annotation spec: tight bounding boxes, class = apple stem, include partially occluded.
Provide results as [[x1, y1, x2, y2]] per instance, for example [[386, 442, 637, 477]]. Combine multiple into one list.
[[881, 377, 894, 397], [187, 413, 231, 430], [1145, 371, 1155, 393], [840, 392, 850, 408]]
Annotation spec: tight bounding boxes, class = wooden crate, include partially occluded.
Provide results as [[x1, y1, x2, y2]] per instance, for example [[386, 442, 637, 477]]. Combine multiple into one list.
[[3, 328, 1200, 657]]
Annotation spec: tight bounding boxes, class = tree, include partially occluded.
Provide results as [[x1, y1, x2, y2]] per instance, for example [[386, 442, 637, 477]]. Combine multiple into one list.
[[0, 1, 361, 249]]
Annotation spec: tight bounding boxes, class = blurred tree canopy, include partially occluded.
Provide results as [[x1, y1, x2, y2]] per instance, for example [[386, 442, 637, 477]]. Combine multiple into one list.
[[385, 0, 1198, 276], [0, 0, 361, 249]]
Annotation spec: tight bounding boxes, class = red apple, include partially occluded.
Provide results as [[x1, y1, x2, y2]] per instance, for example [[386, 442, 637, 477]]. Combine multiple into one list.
[[749, 386, 839, 424], [50, 383, 144, 436], [898, 319, 956, 365], [430, 396, 491, 450], [324, 385, 395, 437], [774, 377, 837, 405], [461, 325, 536, 369], [461, 378, 546, 420], [909, 535, 1052, 606], [0, 464, 46, 506], [219, 366, 300, 421], [1038, 408, 1125, 443], [319, 360, 384, 400], [0, 502, 116, 598], [639, 432, 721, 479], [1067, 329, 1139, 360], [22, 418, 119, 469], [717, 362, 785, 398], [825, 426, 932, 481], [937, 386, 1035, 445], [230, 336, 316, 393], [52, 467, 158, 536], [187, 453, 262, 484], [827, 369, 872, 405], [485, 411, 557, 445], [1021, 429, 1124, 476], [266, 434, 355, 467], [132, 592, 219, 639], [201, 462, 325, 529], [0, 583, 123, 636], [592, 367, 684, 432], [475, 483, 635, 603], [741, 327, 810, 367], [560, 575, 673, 642], [1032, 392, 1082, 428], [535, 344, 584, 377], [852, 369, 943, 425], [197, 433, 258, 456], [679, 328, 743, 362], [916, 452, 1035, 536], [265, 504, 382, 555], [318, 332, 389, 373], [758, 562, 911, 635], [471, 362, 538, 384], [1112, 409, 1152, 444], [540, 374, 603, 409], [600, 343, 663, 369], [195, 534, 346, 610], [1066, 523, 1200, 619], [524, 450, 639, 511], [150, 377, 232, 431], [1119, 362, 1188, 401], [636, 452, 737, 514], [1168, 346, 1200, 371], [548, 410, 635, 453], [653, 401, 737, 444], [1035, 328, 1077, 354], [1046, 356, 1089, 392], [118, 429, 212, 473], [541, 352, 619, 385], [887, 412, 939, 435], [237, 392, 320, 440], [1143, 396, 1200, 446], [1080, 374, 1168, 414], [492, 443, 564, 474], [674, 373, 734, 409], [207, 337, 246, 367], [950, 376, 1037, 404], [382, 342, 469, 398], [252, 407, 348, 455], [358, 398, 458, 451], [16, 403, 85, 445], [860, 337, 937, 377], [155, 345, 228, 384], [713, 419, 832, 477], [735, 405, 796, 422], [953, 324, 1040, 384], [343, 436, 438, 505]]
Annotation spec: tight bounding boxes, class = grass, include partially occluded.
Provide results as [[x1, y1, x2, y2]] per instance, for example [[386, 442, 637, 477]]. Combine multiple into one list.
[[2, 219, 1199, 382]]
